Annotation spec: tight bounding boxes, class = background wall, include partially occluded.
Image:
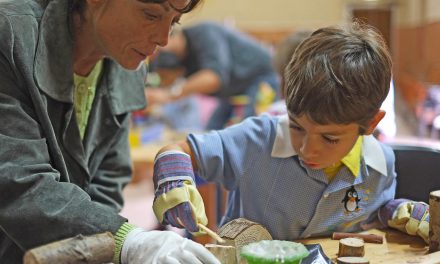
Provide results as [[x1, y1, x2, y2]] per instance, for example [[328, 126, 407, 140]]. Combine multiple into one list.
[[181, 0, 440, 115], [183, 0, 345, 29]]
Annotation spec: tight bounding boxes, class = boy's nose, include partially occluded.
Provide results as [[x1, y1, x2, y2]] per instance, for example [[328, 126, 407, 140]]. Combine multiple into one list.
[[300, 137, 319, 159]]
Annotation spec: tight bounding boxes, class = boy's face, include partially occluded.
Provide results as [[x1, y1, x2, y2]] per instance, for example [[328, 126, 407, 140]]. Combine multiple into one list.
[[288, 113, 361, 170]]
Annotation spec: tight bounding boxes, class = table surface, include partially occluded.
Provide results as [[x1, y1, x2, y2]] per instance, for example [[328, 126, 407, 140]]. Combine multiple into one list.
[[295, 228, 439, 264], [130, 131, 439, 263]]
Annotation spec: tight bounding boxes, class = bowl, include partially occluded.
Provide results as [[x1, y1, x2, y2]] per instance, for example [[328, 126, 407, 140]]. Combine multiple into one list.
[[240, 240, 309, 264]]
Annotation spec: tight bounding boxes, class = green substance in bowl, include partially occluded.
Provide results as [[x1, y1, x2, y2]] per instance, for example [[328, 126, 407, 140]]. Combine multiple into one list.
[[240, 240, 309, 264]]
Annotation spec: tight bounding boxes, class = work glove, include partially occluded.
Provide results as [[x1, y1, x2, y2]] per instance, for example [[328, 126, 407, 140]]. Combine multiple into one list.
[[152, 150, 208, 233], [121, 228, 220, 264], [378, 198, 430, 243]]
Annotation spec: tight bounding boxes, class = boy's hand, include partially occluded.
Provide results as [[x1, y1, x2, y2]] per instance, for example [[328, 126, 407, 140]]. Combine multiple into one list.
[[152, 151, 208, 233], [379, 199, 429, 243]]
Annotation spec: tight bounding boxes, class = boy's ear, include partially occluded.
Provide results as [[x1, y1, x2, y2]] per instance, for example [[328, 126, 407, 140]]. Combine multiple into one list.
[[364, 110, 386, 135]]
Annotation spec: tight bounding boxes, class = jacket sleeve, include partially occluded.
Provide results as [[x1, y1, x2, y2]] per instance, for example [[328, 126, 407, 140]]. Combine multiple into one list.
[[88, 114, 133, 212], [0, 14, 126, 252]]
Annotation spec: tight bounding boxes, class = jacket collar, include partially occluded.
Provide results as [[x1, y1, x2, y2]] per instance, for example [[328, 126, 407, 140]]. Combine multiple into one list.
[[34, 0, 74, 103], [271, 114, 388, 176]]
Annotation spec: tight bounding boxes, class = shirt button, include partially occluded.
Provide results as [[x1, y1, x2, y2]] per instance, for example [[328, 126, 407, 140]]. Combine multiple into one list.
[[323, 193, 329, 198]]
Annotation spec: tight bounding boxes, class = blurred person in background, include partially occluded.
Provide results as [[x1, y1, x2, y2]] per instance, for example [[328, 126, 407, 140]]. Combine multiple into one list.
[[146, 21, 280, 129]]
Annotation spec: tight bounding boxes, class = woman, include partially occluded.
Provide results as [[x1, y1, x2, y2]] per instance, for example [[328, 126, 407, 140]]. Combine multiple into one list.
[[0, 0, 219, 263]]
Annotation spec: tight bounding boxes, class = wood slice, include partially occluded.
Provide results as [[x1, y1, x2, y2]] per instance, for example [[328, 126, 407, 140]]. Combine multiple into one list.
[[217, 218, 272, 263], [23, 232, 114, 264], [430, 190, 440, 253], [338, 237, 365, 257], [337, 256, 370, 264], [332, 232, 383, 244], [205, 244, 236, 264]]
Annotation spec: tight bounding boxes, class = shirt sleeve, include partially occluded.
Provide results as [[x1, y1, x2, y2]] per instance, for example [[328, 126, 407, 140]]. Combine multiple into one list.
[[187, 115, 276, 190], [185, 26, 232, 87]]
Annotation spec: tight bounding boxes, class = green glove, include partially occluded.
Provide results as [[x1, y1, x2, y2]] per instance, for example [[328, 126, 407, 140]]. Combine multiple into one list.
[[379, 199, 429, 243]]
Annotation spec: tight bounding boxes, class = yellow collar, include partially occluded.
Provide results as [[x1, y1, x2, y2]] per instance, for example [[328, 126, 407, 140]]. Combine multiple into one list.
[[272, 115, 388, 176], [342, 136, 363, 177], [323, 136, 363, 180]]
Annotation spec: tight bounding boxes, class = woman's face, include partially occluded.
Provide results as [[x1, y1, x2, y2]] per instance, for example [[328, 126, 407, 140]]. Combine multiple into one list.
[[87, 0, 189, 70]]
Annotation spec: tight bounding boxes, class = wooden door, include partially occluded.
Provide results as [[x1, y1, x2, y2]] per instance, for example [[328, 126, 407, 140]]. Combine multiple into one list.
[[351, 8, 393, 51]]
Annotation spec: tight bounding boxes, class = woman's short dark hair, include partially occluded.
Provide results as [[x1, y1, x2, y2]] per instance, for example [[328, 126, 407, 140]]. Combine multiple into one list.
[[68, 0, 86, 16], [68, 0, 202, 16]]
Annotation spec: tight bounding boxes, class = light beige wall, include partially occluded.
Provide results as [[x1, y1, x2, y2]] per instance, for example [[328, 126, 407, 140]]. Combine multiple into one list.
[[394, 0, 440, 26], [426, 0, 440, 23], [394, 0, 424, 27], [182, 0, 440, 30], [182, 0, 345, 30]]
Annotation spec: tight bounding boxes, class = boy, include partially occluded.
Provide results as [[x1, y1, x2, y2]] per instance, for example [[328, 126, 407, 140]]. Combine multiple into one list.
[[152, 23, 429, 242]]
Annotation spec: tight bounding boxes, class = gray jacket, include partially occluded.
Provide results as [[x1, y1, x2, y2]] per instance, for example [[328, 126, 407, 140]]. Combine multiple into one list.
[[0, 0, 146, 262]]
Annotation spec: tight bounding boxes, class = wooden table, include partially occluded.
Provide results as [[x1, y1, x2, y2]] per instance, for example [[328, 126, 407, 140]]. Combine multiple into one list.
[[296, 228, 440, 264], [130, 130, 440, 262]]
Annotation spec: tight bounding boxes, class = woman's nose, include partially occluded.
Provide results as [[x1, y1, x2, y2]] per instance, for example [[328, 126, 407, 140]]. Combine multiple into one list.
[[153, 23, 172, 47]]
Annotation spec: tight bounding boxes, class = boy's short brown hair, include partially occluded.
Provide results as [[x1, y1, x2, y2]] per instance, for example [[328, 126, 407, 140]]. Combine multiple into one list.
[[284, 22, 392, 133]]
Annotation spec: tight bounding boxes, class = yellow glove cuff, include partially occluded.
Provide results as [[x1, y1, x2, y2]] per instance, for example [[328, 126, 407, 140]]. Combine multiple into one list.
[[387, 202, 411, 232], [388, 201, 430, 244], [153, 183, 208, 227], [418, 220, 429, 243]]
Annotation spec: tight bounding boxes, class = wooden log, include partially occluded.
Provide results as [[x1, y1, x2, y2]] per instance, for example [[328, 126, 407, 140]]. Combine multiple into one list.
[[405, 251, 440, 264], [332, 232, 383, 244], [205, 244, 236, 264], [430, 190, 440, 253], [338, 237, 365, 257], [23, 232, 114, 264], [337, 256, 370, 264], [216, 218, 272, 263], [419, 250, 440, 264]]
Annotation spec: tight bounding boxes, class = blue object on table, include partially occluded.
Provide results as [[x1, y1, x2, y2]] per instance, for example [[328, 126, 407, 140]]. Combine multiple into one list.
[[302, 244, 332, 264], [140, 123, 165, 144]]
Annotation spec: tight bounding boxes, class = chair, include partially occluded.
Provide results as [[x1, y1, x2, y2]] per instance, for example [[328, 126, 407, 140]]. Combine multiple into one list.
[[390, 143, 440, 203]]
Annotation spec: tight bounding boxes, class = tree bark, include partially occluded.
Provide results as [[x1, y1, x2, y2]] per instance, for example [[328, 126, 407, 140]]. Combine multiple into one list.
[[430, 190, 440, 253], [23, 232, 115, 264], [338, 237, 365, 257]]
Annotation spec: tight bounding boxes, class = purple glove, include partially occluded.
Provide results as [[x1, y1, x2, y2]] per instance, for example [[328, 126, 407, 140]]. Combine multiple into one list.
[[378, 198, 411, 226], [379, 198, 430, 243], [152, 150, 207, 233]]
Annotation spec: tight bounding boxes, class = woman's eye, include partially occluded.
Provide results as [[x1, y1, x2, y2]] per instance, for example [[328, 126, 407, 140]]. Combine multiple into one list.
[[172, 18, 181, 26], [144, 12, 158, 21], [323, 136, 339, 144]]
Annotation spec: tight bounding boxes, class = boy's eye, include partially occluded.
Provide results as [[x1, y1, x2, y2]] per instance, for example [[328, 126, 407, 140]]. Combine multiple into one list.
[[289, 123, 303, 132], [323, 136, 339, 144]]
